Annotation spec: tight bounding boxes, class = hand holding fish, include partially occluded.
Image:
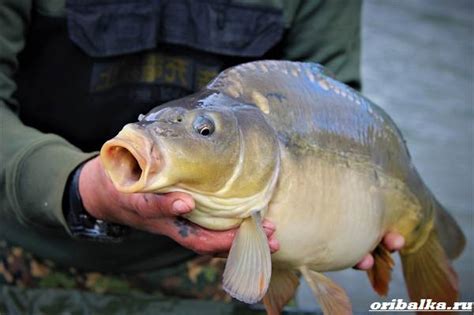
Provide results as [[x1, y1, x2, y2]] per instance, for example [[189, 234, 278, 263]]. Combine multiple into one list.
[[78, 156, 280, 256]]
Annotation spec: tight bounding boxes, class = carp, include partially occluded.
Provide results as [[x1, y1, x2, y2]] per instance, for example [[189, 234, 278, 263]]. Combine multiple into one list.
[[100, 61, 465, 314]]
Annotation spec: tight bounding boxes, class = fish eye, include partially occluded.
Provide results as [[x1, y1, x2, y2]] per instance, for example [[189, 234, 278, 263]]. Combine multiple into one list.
[[193, 116, 215, 136]]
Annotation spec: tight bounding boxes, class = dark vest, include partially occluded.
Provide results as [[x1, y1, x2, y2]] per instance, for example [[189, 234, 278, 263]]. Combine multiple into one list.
[[15, 0, 284, 152]]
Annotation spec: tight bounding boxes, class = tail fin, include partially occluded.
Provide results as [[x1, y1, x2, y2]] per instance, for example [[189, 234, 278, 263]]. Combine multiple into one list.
[[433, 199, 466, 259], [400, 229, 459, 305]]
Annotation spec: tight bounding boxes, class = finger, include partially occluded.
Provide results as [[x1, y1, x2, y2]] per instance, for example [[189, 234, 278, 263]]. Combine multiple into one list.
[[161, 218, 238, 255], [262, 219, 279, 253], [131, 192, 195, 218], [262, 225, 275, 238], [383, 232, 405, 252], [262, 219, 276, 232], [353, 254, 374, 270], [268, 236, 280, 253], [157, 217, 278, 255], [190, 223, 278, 254]]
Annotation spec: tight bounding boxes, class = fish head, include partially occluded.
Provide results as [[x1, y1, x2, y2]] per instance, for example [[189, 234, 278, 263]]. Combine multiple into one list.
[[100, 91, 280, 229]]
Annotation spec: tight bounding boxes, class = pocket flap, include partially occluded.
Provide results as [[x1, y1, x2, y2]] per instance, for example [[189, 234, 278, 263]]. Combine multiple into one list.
[[67, 0, 157, 57], [66, 0, 283, 58]]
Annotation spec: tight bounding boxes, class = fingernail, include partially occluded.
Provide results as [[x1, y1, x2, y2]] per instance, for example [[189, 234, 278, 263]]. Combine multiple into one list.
[[393, 236, 405, 249], [172, 200, 190, 214]]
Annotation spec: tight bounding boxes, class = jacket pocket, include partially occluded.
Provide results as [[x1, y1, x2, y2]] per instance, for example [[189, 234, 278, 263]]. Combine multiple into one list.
[[67, 0, 158, 57], [66, 0, 283, 58]]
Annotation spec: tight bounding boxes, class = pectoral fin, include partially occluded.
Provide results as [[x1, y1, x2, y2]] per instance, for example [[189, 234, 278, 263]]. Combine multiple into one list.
[[300, 266, 352, 315], [223, 213, 272, 303], [263, 269, 300, 315], [367, 244, 395, 296]]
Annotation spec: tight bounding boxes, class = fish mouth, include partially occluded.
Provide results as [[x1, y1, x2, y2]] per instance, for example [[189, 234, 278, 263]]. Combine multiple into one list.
[[100, 125, 163, 193]]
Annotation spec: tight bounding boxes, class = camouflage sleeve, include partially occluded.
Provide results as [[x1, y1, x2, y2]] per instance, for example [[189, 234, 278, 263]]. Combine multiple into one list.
[[0, 0, 95, 229], [281, 0, 362, 89]]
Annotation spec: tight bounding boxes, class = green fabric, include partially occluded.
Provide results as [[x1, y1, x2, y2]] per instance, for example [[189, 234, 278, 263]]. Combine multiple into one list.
[[0, 0, 94, 230], [240, 0, 362, 86], [0, 0, 197, 274], [280, 0, 361, 86], [1, 104, 96, 228]]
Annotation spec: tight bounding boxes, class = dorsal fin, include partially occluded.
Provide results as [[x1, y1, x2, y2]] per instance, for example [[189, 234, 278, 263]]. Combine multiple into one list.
[[207, 60, 331, 114]]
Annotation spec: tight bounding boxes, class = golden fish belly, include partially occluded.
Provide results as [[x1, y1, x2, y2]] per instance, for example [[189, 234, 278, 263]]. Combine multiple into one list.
[[266, 151, 402, 272]]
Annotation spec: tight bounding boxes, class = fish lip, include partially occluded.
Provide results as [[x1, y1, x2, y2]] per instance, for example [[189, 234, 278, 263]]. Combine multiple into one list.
[[100, 126, 162, 193]]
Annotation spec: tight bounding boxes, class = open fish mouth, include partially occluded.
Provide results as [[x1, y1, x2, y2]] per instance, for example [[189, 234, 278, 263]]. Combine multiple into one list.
[[100, 126, 163, 193]]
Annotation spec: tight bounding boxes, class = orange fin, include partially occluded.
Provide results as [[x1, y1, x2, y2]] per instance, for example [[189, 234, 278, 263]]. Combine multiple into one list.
[[300, 266, 352, 315], [367, 244, 395, 296], [263, 269, 300, 315], [401, 229, 459, 305], [222, 213, 272, 304]]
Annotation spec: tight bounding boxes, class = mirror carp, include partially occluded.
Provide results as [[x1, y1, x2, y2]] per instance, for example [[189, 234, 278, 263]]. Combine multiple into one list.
[[100, 61, 465, 314]]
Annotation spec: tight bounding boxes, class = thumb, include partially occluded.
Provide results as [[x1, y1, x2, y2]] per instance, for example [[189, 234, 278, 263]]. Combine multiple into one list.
[[131, 191, 195, 218]]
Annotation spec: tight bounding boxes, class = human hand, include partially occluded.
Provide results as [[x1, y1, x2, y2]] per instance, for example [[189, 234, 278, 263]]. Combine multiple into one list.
[[78, 156, 279, 255], [353, 232, 405, 270]]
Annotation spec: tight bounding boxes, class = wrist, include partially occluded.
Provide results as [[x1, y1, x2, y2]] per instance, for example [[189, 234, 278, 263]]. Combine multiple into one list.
[[79, 157, 116, 220], [64, 157, 130, 242]]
